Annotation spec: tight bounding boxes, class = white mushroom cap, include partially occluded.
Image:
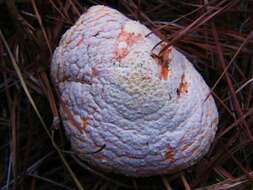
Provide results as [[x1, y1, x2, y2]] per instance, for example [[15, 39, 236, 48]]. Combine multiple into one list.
[[51, 5, 219, 177]]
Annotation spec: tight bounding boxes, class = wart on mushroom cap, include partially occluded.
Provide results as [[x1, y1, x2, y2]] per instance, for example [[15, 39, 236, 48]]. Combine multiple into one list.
[[51, 5, 219, 177]]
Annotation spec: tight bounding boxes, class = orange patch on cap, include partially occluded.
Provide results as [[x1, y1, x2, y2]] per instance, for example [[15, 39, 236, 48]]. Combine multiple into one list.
[[114, 47, 129, 60], [165, 145, 175, 161], [177, 74, 189, 96], [91, 67, 98, 76], [61, 99, 86, 133], [154, 45, 172, 80], [159, 65, 171, 80], [81, 117, 89, 129], [207, 109, 212, 116], [114, 27, 143, 60], [179, 82, 188, 93], [120, 33, 141, 47], [160, 45, 172, 65]]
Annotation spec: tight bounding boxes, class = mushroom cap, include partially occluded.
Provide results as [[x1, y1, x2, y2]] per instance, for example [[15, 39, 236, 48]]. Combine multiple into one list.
[[51, 5, 218, 177]]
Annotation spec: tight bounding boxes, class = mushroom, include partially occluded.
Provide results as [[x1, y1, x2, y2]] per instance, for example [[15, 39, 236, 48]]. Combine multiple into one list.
[[51, 5, 219, 177]]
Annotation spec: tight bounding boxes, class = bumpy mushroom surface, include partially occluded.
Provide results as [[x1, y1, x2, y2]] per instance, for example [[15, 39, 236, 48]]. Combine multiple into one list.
[[51, 5, 219, 177]]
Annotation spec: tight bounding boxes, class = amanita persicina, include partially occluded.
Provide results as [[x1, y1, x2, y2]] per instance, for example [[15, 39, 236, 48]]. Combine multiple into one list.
[[51, 5, 219, 177]]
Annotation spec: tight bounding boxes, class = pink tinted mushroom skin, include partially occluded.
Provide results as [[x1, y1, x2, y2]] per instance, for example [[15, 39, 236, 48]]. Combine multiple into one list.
[[51, 5, 219, 177]]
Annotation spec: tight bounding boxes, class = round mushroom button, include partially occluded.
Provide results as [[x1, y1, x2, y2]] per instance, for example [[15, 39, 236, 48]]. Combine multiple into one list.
[[51, 5, 219, 177]]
